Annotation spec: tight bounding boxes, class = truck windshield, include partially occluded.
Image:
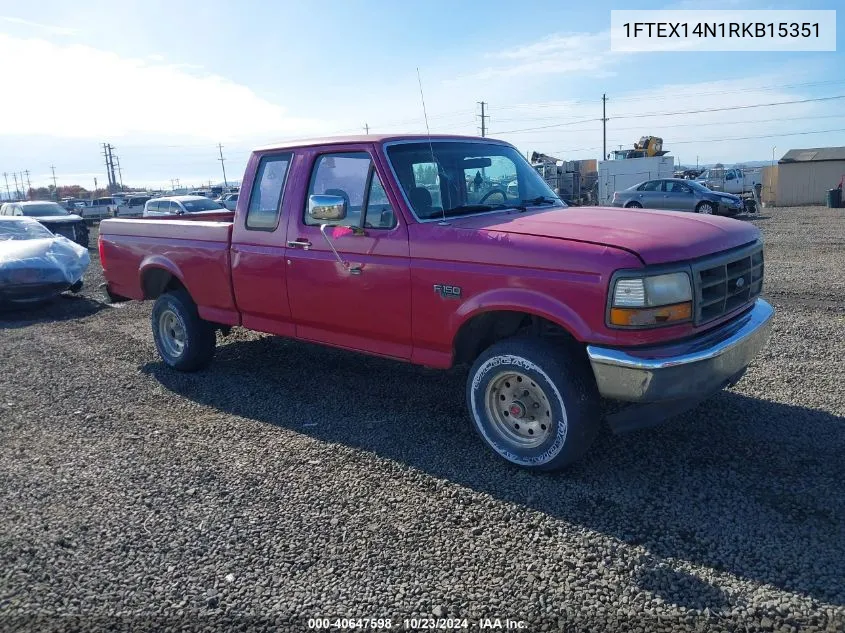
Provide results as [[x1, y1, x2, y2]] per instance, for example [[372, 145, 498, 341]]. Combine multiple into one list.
[[385, 140, 564, 220], [21, 203, 69, 217]]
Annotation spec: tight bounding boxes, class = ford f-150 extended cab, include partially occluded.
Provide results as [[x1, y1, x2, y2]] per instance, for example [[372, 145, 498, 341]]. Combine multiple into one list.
[[99, 135, 774, 471]]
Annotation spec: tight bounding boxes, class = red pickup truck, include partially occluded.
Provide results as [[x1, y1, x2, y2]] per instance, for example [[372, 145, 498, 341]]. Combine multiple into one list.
[[99, 134, 773, 471]]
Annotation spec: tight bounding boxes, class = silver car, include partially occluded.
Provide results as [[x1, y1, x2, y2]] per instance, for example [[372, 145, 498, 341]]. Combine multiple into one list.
[[611, 178, 744, 216], [143, 195, 224, 217], [219, 192, 238, 211]]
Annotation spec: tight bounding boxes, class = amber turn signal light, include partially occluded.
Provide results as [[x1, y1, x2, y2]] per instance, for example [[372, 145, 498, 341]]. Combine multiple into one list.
[[609, 301, 692, 327]]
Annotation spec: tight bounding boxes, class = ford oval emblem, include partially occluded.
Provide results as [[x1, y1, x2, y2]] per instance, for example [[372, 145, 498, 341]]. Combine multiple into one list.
[[736, 276, 746, 288]]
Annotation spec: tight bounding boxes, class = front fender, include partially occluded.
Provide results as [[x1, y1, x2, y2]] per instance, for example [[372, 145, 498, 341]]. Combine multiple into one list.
[[451, 287, 592, 342]]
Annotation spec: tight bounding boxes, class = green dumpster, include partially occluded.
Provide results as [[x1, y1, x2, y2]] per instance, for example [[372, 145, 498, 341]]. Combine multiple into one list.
[[828, 188, 842, 208]]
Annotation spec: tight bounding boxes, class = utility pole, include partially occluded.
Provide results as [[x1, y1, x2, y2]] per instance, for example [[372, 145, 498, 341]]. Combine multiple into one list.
[[24, 170, 31, 200], [103, 143, 114, 192], [601, 94, 608, 160], [363, 123, 369, 135], [217, 143, 228, 187], [107, 145, 117, 192], [115, 154, 124, 189], [12, 173, 20, 200], [477, 101, 488, 137], [50, 165, 58, 200], [2, 172, 10, 201]]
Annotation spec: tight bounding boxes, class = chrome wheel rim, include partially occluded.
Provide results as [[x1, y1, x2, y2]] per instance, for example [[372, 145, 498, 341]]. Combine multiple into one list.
[[158, 309, 186, 358], [699, 203, 714, 214], [484, 371, 552, 449]]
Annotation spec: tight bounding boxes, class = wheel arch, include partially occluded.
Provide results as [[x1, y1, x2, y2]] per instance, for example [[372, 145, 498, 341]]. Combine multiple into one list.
[[451, 290, 590, 366], [139, 256, 187, 299]]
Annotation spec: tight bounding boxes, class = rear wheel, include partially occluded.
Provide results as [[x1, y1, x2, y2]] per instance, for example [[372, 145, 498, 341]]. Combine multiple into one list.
[[624, 201, 642, 209], [151, 289, 216, 371], [696, 201, 715, 215], [466, 337, 600, 471]]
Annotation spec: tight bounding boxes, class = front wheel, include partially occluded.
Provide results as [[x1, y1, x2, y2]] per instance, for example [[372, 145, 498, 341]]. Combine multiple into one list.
[[151, 290, 216, 371], [696, 201, 715, 215], [466, 337, 600, 471]]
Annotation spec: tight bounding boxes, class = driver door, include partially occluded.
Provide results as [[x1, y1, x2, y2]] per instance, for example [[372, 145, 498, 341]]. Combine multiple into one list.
[[662, 180, 695, 211], [284, 147, 412, 360]]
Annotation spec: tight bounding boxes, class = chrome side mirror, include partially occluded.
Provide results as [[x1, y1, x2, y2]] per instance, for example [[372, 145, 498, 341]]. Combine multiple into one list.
[[308, 194, 347, 221]]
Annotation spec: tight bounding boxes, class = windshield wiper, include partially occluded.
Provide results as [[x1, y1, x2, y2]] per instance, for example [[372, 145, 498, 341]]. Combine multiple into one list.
[[442, 203, 526, 216], [521, 196, 560, 206]]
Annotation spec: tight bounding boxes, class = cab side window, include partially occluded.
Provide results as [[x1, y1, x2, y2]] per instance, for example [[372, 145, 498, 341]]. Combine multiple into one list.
[[246, 153, 292, 231], [364, 173, 396, 229], [306, 152, 396, 229]]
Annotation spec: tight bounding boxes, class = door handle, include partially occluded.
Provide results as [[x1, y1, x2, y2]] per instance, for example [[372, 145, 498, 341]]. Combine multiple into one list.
[[287, 239, 312, 250]]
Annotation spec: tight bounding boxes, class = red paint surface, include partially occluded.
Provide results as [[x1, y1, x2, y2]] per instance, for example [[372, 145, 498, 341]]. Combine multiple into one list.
[[99, 135, 763, 369]]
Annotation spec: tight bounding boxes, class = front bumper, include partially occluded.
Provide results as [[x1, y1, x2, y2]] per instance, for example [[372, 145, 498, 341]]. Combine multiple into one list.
[[0, 281, 70, 304], [586, 299, 774, 403]]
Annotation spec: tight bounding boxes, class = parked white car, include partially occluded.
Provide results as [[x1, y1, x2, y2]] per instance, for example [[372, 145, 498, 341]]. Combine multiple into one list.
[[142, 195, 224, 217]]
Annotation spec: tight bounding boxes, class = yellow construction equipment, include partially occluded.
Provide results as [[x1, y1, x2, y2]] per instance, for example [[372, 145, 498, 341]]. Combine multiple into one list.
[[611, 136, 670, 159]]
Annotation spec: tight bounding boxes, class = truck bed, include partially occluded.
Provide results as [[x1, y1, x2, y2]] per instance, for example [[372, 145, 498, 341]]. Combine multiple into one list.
[[99, 218, 239, 325]]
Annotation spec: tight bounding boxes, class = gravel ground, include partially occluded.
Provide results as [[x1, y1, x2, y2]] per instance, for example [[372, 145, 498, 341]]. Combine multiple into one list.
[[1, 207, 843, 633]]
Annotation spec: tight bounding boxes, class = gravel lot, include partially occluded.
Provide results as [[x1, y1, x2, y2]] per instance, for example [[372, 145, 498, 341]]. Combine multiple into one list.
[[1, 206, 843, 632]]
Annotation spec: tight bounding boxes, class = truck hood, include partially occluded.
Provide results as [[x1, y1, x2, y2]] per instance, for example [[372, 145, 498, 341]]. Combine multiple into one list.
[[449, 206, 760, 265]]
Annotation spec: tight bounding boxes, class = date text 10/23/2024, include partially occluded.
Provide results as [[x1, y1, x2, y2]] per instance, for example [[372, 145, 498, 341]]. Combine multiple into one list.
[[307, 618, 529, 630]]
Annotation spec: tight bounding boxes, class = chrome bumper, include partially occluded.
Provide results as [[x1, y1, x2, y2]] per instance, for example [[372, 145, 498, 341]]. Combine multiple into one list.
[[587, 299, 774, 403]]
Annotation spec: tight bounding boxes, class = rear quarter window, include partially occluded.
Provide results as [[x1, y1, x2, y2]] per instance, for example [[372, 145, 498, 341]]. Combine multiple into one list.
[[246, 153, 293, 231]]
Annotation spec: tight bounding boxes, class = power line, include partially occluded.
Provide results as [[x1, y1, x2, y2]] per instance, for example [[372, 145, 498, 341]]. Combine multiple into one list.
[[611, 95, 845, 120], [489, 95, 845, 136], [512, 112, 845, 143], [493, 116, 601, 134], [543, 125, 845, 156], [489, 79, 845, 113]]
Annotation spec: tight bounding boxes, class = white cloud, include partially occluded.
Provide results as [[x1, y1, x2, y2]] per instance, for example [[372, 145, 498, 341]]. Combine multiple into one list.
[[451, 31, 619, 82], [0, 34, 329, 142], [0, 15, 75, 35]]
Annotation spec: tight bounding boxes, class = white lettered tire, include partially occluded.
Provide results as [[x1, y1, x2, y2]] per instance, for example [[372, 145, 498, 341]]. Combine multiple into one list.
[[467, 337, 600, 471]]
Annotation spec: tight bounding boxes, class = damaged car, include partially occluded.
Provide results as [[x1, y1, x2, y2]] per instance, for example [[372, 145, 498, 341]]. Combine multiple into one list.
[[0, 201, 90, 248], [0, 217, 90, 306]]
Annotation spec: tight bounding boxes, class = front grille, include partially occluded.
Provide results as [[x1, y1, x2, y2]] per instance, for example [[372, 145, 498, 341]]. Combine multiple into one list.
[[694, 244, 763, 324], [47, 223, 76, 241]]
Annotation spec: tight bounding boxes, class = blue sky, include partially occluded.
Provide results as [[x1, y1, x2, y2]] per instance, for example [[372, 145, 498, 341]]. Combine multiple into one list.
[[0, 0, 842, 191]]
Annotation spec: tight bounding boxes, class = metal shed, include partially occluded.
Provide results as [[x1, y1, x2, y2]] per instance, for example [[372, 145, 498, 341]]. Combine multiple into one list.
[[775, 147, 845, 206]]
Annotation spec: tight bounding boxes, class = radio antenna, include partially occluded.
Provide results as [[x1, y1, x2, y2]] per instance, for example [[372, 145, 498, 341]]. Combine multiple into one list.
[[416, 67, 449, 224]]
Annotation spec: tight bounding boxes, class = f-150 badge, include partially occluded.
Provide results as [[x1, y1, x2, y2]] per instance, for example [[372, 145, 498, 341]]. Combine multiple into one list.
[[434, 284, 462, 299]]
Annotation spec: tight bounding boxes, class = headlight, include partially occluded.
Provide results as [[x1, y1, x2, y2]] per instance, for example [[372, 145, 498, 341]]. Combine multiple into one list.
[[609, 271, 692, 328]]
